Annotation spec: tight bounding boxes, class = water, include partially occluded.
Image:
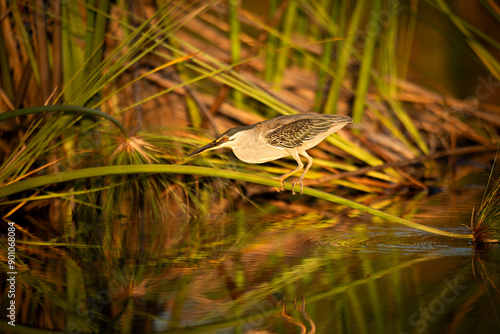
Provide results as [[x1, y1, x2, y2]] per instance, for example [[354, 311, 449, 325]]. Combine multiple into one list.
[[1, 188, 499, 333]]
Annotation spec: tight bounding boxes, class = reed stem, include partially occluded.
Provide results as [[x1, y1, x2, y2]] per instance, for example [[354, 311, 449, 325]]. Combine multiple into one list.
[[0, 165, 474, 240]]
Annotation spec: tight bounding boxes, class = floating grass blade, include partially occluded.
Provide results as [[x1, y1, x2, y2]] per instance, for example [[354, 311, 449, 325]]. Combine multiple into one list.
[[0, 165, 474, 241]]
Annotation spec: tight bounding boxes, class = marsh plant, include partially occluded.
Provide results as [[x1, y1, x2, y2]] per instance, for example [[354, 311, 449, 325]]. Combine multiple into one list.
[[0, 1, 499, 248], [468, 170, 500, 244]]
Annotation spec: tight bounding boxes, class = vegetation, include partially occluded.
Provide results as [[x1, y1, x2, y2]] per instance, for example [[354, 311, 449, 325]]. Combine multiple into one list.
[[468, 167, 500, 244], [0, 1, 499, 331], [1, 0, 499, 236]]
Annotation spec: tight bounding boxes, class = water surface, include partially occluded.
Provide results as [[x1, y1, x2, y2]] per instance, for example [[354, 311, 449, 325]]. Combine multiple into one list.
[[1, 187, 499, 333]]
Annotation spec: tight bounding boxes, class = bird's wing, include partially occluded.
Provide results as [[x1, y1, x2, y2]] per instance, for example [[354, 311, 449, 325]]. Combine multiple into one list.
[[264, 117, 334, 149]]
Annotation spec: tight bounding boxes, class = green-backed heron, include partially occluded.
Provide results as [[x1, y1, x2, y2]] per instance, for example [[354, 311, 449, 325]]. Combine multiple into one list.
[[188, 113, 352, 194]]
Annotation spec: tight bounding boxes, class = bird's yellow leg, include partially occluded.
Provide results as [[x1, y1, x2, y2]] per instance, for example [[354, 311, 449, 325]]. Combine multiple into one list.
[[272, 151, 304, 194], [291, 151, 313, 195]]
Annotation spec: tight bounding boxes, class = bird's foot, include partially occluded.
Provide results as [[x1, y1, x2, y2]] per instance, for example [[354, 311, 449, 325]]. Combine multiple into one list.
[[271, 177, 285, 192], [291, 179, 304, 195]]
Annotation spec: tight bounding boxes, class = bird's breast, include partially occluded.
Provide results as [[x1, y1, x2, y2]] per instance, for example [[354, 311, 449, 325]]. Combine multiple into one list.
[[231, 136, 289, 164]]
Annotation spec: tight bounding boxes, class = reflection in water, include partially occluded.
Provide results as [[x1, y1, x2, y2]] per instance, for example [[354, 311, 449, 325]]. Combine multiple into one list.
[[280, 296, 316, 334], [1, 189, 499, 333]]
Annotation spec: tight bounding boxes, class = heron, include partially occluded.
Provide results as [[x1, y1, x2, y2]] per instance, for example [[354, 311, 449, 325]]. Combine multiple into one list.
[[188, 113, 352, 194]]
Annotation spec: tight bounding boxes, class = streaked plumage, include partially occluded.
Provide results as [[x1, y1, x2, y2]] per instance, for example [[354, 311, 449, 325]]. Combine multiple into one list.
[[265, 115, 345, 149], [188, 113, 352, 194]]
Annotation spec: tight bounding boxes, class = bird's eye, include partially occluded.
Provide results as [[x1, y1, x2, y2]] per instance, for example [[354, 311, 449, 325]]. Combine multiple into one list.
[[217, 136, 229, 143]]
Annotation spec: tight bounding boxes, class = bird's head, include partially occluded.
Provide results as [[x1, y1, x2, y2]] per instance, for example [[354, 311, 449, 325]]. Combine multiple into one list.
[[188, 124, 256, 158]]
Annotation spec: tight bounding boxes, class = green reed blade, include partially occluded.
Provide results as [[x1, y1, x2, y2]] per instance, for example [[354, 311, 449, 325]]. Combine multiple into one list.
[[0, 105, 128, 138], [0, 165, 474, 240], [324, 0, 365, 114], [351, 0, 383, 128]]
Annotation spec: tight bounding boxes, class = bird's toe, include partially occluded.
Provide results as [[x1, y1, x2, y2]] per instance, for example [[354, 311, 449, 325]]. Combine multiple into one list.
[[271, 177, 285, 192], [291, 180, 304, 195]]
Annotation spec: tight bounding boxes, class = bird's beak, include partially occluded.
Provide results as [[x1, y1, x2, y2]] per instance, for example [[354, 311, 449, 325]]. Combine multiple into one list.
[[188, 139, 222, 157]]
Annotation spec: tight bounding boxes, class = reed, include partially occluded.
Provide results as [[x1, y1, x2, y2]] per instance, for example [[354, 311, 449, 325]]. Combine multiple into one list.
[[0, 164, 475, 240], [0, 0, 499, 239], [468, 169, 500, 244]]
